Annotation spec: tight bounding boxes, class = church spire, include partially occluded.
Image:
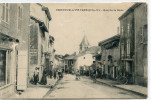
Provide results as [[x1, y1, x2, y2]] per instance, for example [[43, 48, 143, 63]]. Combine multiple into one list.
[[79, 35, 90, 52]]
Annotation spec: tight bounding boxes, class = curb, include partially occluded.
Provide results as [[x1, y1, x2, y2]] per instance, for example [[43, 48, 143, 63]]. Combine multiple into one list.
[[96, 79, 147, 98], [43, 79, 60, 98]]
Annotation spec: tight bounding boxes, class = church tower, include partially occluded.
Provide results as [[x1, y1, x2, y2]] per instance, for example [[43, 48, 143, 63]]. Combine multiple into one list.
[[79, 35, 90, 52]]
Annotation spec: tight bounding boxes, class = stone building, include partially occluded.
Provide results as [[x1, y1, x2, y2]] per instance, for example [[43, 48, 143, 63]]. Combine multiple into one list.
[[99, 35, 120, 80], [47, 35, 55, 76], [64, 53, 76, 73], [29, 3, 52, 86], [0, 3, 30, 97], [119, 3, 147, 86]]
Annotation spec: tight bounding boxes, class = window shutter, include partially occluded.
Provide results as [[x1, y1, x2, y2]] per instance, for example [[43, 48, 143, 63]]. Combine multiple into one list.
[[139, 27, 143, 43]]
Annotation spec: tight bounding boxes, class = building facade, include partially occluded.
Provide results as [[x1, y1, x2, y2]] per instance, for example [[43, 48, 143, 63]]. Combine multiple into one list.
[[29, 3, 51, 86], [99, 35, 120, 80], [47, 35, 55, 76], [119, 3, 147, 86], [134, 3, 147, 86], [64, 53, 76, 73], [0, 3, 30, 97]]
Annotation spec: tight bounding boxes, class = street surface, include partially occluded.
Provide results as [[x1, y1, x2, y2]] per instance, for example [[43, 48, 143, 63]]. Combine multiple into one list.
[[44, 74, 144, 99]]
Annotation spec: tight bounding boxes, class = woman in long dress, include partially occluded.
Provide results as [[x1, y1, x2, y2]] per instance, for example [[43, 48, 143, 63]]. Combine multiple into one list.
[[40, 68, 47, 85]]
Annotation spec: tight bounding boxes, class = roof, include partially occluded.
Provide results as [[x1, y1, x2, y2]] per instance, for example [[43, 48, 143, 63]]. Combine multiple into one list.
[[55, 55, 63, 61], [118, 3, 143, 20], [0, 32, 19, 43], [42, 6, 52, 21], [80, 35, 90, 46], [64, 52, 77, 60], [75, 46, 101, 59], [30, 16, 49, 32], [98, 34, 120, 46], [37, 3, 52, 21]]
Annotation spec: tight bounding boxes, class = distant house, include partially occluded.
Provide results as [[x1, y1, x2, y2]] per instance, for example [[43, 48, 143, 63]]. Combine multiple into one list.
[[64, 53, 76, 73], [99, 35, 120, 80], [73, 35, 101, 73], [54, 55, 64, 70], [74, 46, 101, 71]]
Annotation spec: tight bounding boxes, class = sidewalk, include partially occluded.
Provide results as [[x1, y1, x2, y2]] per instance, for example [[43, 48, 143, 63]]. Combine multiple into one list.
[[96, 78, 147, 97], [9, 77, 58, 99]]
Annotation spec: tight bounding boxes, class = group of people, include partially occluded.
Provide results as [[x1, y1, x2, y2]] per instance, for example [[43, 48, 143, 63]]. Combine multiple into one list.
[[54, 69, 63, 80], [31, 67, 48, 85], [75, 68, 97, 82], [31, 67, 64, 85]]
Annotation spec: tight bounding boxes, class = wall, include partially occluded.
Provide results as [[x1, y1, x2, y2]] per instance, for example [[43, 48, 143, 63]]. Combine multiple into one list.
[[100, 39, 120, 79], [120, 12, 134, 58], [0, 4, 9, 35], [134, 3, 147, 86], [30, 3, 49, 29], [0, 3, 30, 97], [29, 3, 50, 85], [74, 54, 94, 71]]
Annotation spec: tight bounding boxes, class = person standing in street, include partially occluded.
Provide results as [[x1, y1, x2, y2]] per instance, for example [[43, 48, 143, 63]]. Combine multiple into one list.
[[40, 68, 48, 85], [54, 69, 57, 79], [76, 69, 80, 80], [93, 69, 97, 83], [34, 67, 39, 85]]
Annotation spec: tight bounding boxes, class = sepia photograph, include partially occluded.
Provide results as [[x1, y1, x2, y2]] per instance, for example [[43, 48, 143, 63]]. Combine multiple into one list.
[[0, 2, 148, 99]]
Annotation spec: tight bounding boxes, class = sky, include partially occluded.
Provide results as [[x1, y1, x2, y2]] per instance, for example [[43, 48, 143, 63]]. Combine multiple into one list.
[[43, 3, 134, 55]]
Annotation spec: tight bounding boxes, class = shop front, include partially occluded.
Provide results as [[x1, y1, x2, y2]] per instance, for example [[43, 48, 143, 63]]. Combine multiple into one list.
[[0, 32, 19, 98]]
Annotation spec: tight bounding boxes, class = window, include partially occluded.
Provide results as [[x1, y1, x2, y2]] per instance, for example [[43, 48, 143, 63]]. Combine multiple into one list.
[[121, 44, 124, 57], [121, 27, 123, 37], [127, 24, 130, 38], [0, 50, 6, 86], [127, 40, 130, 57], [2, 3, 9, 23], [139, 25, 147, 44], [18, 5, 23, 32], [140, 27, 143, 43], [143, 25, 147, 44], [0, 50, 11, 87]]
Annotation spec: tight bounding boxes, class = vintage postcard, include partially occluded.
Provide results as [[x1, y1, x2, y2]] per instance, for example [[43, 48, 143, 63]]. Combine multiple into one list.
[[0, 2, 148, 99]]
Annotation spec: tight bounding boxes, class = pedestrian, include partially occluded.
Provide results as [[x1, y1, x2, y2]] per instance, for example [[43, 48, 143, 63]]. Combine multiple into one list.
[[40, 68, 47, 85], [34, 67, 39, 85], [93, 69, 97, 83], [49, 70, 52, 78], [76, 69, 80, 80], [58, 69, 63, 79], [54, 69, 56, 79]]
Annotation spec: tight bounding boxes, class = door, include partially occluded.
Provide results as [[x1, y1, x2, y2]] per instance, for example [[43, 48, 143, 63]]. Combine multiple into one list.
[[45, 59, 49, 71], [17, 50, 28, 90]]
